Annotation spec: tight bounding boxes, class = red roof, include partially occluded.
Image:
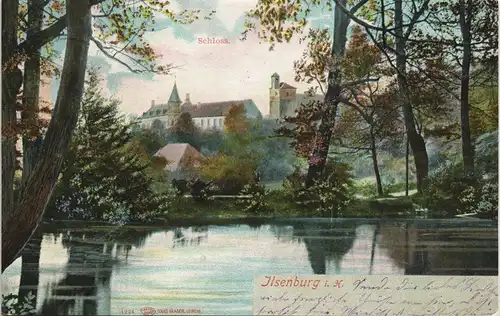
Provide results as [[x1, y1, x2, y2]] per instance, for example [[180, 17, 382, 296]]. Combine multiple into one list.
[[181, 100, 249, 118], [154, 143, 203, 171], [280, 82, 297, 89]]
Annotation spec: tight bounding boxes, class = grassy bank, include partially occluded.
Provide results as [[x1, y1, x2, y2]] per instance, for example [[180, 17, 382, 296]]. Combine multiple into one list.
[[165, 194, 416, 220]]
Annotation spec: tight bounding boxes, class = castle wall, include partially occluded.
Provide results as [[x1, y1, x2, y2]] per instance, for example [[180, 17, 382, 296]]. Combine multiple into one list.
[[279, 88, 296, 101]]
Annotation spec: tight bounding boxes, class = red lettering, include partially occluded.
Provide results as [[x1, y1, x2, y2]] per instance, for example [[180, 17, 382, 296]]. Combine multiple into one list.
[[335, 279, 344, 288]]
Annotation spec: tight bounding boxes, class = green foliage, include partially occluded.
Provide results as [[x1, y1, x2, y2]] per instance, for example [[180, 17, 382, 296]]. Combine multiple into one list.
[[282, 165, 307, 198], [475, 181, 498, 217], [474, 131, 498, 175], [142, 118, 296, 184], [49, 71, 171, 223], [224, 104, 248, 133], [130, 128, 166, 155], [199, 153, 258, 195], [379, 154, 416, 184], [352, 178, 379, 198], [238, 182, 269, 214], [417, 164, 480, 215], [308, 160, 354, 215], [283, 160, 354, 215], [161, 127, 225, 156], [385, 182, 417, 194], [2, 292, 36, 316], [169, 112, 200, 149], [248, 119, 297, 182], [188, 179, 217, 202], [242, 0, 318, 49], [469, 72, 498, 137], [199, 115, 265, 195], [13, 0, 216, 80], [196, 129, 226, 156], [416, 131, 498, 218], [352, 178, 416, 198]]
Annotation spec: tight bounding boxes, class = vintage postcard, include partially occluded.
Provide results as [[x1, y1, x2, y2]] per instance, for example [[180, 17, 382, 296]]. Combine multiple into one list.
[[1, 0, 498, 315]]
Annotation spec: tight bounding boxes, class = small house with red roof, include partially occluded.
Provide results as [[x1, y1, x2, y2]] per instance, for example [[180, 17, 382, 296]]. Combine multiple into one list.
[[154, 143, 204, 180]]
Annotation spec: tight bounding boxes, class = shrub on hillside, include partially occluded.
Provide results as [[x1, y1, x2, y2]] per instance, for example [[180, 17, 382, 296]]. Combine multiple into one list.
[[238, 182, 269, 214], [198, 153, 258, 195], [352, 178, 379, 198], [282, 165, 307, 199], [475, 131, 498, 176], [282, 160, 354, 215], [417, 132, 498, 219], [475, 181, 498, 218], [188, 178, 217, 202], [418, 164, 479, 215]]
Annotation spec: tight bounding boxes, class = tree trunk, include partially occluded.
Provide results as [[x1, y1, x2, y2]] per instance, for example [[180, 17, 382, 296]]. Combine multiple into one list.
[[305, 0, 350, 187], [2, 0, 23, 228], [2, 0, 92, 272], [459, 0, 474, 176], [21, 0, 45, 185], [370, 130, 383, 196], [394, 0, 428, 192], [306, 98, 339, 187], [405, 128, 410, 196]]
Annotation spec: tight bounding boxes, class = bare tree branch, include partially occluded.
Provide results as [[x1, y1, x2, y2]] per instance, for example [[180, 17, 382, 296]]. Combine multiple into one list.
[[403, 0, 431, 40], [91, 36, 148, 73], [17, 0, 105, 55]]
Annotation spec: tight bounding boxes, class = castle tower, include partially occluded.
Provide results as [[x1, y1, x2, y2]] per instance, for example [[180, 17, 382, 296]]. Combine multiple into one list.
[[167, 82, 182, 114], [167, 82, 182, 126], [269, 73, 281, 119]]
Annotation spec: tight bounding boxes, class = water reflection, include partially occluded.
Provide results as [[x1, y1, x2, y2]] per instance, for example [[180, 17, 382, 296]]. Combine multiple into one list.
[[291, 221, 358, 274], [378, 222, 498, 275], [38, 228, 155, 315], [18, 230, 43, 309], [1, 219, 497, 316], [172, 226, 208, 248]]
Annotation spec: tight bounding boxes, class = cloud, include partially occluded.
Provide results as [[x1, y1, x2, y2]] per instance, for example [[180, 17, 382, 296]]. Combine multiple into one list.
[[48, 0, 335, 117], [115, 26, 312, 116]]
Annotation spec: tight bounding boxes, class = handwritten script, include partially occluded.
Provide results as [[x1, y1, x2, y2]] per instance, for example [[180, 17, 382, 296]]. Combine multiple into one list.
[[253, 275, 498, 316]]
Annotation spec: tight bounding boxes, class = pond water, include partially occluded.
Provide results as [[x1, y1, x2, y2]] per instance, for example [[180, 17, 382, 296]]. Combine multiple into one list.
[[2, 218, 498, 315]]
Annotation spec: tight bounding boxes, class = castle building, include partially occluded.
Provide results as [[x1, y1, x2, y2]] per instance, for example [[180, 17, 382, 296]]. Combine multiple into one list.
[[269, 72, 324, 119], [136, 83, 261, 131]]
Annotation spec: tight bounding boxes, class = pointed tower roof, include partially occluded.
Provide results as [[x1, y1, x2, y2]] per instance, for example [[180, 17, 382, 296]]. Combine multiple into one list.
[[168, 82, 182, 104], [271, 72, 279, 77]]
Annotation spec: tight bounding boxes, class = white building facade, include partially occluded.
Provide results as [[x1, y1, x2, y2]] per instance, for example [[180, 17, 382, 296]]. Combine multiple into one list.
[[136, 83, 262, 131]]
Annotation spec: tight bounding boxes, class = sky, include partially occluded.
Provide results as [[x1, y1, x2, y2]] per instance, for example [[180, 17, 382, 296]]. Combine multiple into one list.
[[44, 0, 337, 117]]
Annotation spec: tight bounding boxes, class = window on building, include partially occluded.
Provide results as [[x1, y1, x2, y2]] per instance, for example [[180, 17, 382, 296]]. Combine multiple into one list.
[[163, 109, 167, 114], [286, 92, 289, 96], [219, 118, 223, 126], [201, 119, 204, 127], [208, 118, 211, 126], [156, 110, 160, 116]]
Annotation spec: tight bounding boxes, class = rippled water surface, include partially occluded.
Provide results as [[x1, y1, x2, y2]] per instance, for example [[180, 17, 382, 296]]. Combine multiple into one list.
[[2, 218, 497, 315]]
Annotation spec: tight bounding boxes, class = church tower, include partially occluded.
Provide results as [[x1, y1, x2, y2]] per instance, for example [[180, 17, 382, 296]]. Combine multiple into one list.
[[269, 73, 281, 119]]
